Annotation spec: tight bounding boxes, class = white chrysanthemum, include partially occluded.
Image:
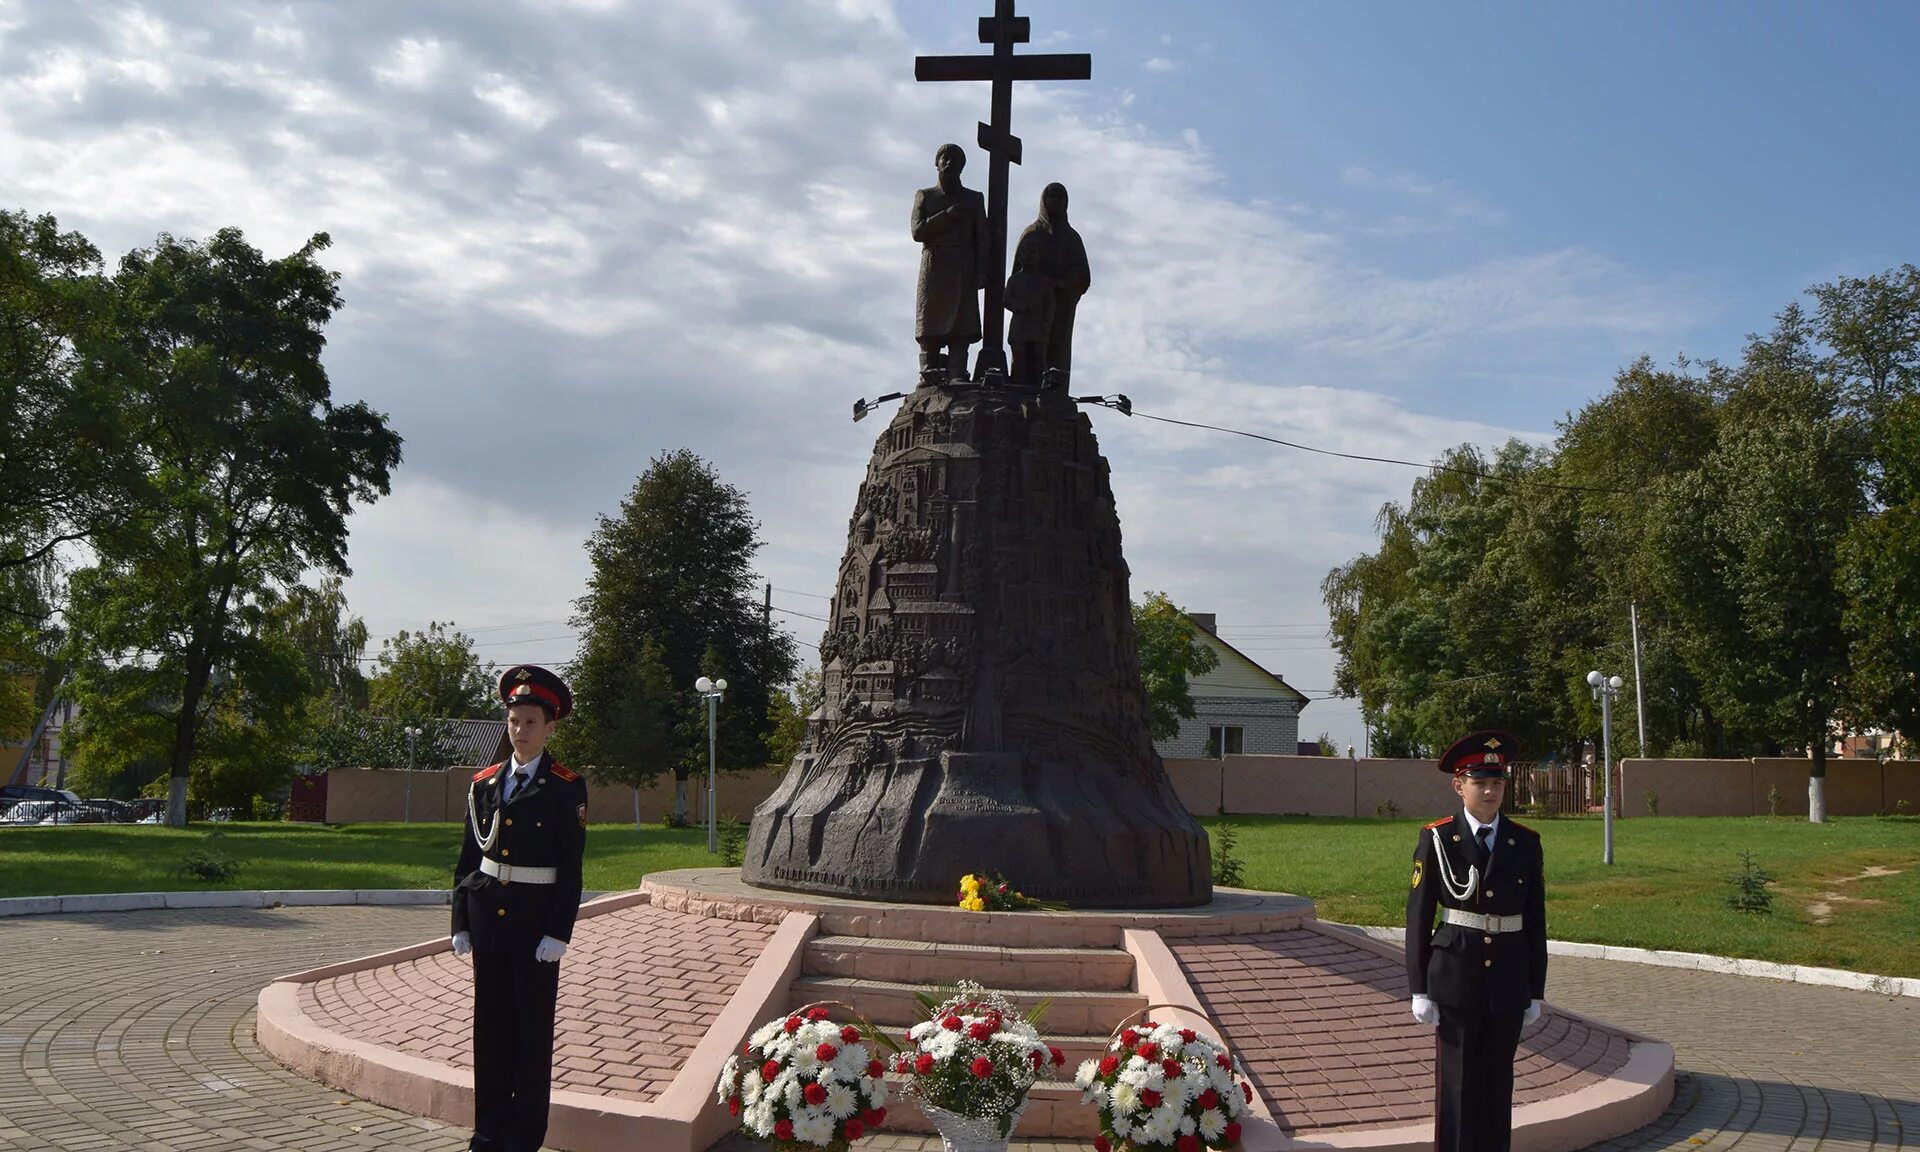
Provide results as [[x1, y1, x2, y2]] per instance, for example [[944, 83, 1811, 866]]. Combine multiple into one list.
[[908, 1019, 937, 1041], [793, 1110, 836, 1146], [1111, 1111, 1135, 1140], [743, 1099, 776, 1137], [1111, 1082, 1141, 1117], [830, 1043, 870, 1083], [862, 1075, 889, 1108], [781, 1074, 804, 1111], [764, 1032, 793, 1060], [716, 1055, 739, 1103], [1198, 1107, 1227, 1141], [1147, 1103, 1184, 1144], [1074, 1059, 1099, 1090], [1177, 1111, 1197, 1135], [928, 1030, 961, 1061], [741, 1069, 765, 1107], [824, 1083, 859, 1119], [1079, 1081, 1108, 1108], [789, 1045, 822, 1078], [750, 1020, 784, 1049], [1118, 1062, 1151, 1090]]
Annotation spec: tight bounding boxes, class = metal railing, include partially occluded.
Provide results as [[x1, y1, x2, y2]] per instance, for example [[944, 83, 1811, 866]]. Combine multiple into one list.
[[1501, 760, 1618, 818]]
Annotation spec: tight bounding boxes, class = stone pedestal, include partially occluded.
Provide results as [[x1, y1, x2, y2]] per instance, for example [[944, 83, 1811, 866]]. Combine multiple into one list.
[[741, 385, 1210, 906]]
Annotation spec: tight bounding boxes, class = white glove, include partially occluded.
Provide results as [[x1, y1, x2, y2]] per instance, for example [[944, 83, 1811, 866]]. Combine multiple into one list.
[[534, 936, 567, 963], [1523, 999, 1543, 1026], [450, 932, 471, 958], [1410, 994, 1439, 1026]]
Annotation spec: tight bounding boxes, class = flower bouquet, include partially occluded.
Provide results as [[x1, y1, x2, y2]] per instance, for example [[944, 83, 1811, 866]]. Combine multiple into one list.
[[717, 1002, 891, 1150], [892, 981, 1065, 1149], [956, 871, 1058, 912], [1074, 1007, 1253, 1151]]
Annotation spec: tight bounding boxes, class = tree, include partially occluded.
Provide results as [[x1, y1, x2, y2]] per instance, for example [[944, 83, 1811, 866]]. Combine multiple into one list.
[[366, 622, 495, 725], [1132, 592, 1221, 742], [553, 631, 676, 830], [59, 227, 402, 825], [765, 669, 823, 769], [0, 210, 145, 579], [570, 449, 798, 824], [1840, 392, 1920, 745]]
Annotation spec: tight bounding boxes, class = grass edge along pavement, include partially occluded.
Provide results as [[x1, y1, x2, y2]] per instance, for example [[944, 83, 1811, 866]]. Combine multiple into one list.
[[2, 815, 1917, 978]]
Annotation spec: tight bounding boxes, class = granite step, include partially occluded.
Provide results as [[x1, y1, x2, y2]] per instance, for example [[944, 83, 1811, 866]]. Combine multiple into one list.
[[790, 975, 1147, 1036], [802, 934, 1136, 991]]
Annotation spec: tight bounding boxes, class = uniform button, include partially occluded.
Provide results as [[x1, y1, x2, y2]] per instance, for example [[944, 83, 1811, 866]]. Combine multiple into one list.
[[501, 849, 510, 857], [537, 821, 543, 828], [1484, 888, 1494, 897], [1484, 936, 1493, 944], [496, 909, 506, 917], [1483, 959, 1492, 968], [505, 818, 513, 827]]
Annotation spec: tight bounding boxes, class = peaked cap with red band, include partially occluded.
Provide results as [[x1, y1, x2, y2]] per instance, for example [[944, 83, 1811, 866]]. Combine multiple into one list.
[[1437, 729, 1519, 777], [499, 663, 573, 720]]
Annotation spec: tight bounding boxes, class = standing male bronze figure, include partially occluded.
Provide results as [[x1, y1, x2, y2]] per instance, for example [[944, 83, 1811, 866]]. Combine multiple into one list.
[[1006, 181, 1090, 387], [911, 143, 989, 383], [1405, 730, 1548, 1152]]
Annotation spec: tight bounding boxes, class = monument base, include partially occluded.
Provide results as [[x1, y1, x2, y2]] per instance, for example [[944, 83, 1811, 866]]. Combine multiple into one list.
[[258, 870, 1674, 1152]]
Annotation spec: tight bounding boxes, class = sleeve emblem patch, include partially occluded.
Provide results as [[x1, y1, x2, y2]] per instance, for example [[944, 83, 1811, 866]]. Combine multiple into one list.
[[577, 803, 588, 827], [1410, 859, 1424, 889]]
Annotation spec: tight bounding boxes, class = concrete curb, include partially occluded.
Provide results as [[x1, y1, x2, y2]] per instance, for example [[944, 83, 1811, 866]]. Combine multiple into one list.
[[0, 889, 455, 917], [1326, 922, 1920, 999]]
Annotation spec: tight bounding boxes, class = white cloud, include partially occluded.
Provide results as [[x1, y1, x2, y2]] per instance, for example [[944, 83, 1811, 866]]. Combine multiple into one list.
[[1142, 56, 1178, 73]]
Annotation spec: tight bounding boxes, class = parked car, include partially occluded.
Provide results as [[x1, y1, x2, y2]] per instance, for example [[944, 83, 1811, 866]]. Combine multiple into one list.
[[0, 784, 83, 806]]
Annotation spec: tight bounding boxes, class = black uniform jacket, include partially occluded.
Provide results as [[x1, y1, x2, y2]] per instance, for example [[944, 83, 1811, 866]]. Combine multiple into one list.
[[1405, 811, 1547, 1015], [452, 753, 588, 953]]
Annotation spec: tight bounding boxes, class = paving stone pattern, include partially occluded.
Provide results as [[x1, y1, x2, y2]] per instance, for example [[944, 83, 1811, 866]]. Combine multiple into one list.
[[297, 903, 775, 1103], [1167, 927, 1630, 1130], [0, 906, 1916, 1150]]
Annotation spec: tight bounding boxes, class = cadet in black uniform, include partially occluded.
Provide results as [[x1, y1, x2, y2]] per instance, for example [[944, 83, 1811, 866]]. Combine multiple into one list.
[[450, 665, 588, 1152], [1405, 730, 1548, 1152]]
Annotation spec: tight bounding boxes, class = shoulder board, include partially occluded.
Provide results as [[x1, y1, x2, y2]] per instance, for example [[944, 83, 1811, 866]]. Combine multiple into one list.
[[550, 762, 579, 782], [473, 762, 504, 782], [1423, 816, 1452, 830]]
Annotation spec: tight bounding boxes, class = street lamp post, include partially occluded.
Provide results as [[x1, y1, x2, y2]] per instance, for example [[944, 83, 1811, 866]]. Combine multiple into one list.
[[695, 677, 727, 854], [403, 726, 422, 824], [1586, 670, 1624, 865]]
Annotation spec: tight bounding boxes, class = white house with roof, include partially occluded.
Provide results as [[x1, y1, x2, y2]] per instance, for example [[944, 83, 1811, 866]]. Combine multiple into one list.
[[1152, 612, 1310, 759]]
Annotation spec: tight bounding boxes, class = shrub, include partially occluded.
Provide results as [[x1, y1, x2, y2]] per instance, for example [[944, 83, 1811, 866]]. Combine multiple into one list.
[[1767, 785, 1782, 817], [177, 831, 242, 883], [720, 820, 747, 867], [1643, 789, 1659, 817], [1373, 799, 1400, 819], [1211, 823, 1246, 888], [1726, 850, 1772, 915]]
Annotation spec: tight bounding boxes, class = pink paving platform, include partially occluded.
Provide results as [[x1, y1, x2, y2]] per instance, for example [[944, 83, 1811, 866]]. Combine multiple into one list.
[[256, 870, 1673, 1152]]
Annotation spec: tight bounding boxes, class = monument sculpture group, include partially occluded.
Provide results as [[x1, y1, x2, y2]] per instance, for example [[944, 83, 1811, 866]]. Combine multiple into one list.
[[741, 2, 1209, 906]]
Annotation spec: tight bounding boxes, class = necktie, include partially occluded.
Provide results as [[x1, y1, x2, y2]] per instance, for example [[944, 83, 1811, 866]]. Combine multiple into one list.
[[1475, 824, 1493, 867], [505, 770, 526, 803]]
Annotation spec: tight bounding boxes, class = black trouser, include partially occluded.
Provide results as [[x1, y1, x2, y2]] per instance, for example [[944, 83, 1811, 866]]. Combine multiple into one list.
[[470, 948, 560, 1152], [1434, 1005, 1524, 1152]]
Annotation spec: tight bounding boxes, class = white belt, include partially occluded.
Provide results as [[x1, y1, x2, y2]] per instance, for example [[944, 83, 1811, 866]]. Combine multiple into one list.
[[480, 858, 557, 885], [1442, 909, 1524, 934]]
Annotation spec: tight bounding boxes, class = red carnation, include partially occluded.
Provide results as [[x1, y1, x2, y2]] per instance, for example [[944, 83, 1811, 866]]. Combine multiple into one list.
[[942, 1014, 963, 1031], [1216, 1053, 1232, 1069], [969, 1020, 993, 1041], [841, 1024, 861, 1044], [862, 1107, 887, 1126], [1136, 1042, 1160, 1061], [915, 1052, 935, 1074], [1097, 1054, 1120, 1076], [867, 1058, 885, 1078], [817, 1042, 839, 1062], [1224, 1120, 1243, 1143], [1142, 1020, 1158, 1030], [761, 1059, 780, 1082], [1180, 1028, 1197, 1043], [970, 1056, 994, 1078], [803, 1081, 829, 1106], [1162, 1058, 1183, 1079], [1141, 1088, 1163, 1109], [1178, 1135, 1201, 1152], [727, 1096, 741, 1116], [741, 1041, 752, 1057], [1198, 1089, 1220, 1110], [1029, 1050, 1044, 1069], [1241, 1081, 1253, 1103], [843, 1118, 865, 1140], [1120, 1028, 1139, 1047], [784, 1015, 802, 1034], [774, 1118, 794, 1141], [1049, 1046, 1064, 1066], [1094, 1138, 1111, 1152], [808, 1006, 831, 1021], [894, 1054, 912, 1073]]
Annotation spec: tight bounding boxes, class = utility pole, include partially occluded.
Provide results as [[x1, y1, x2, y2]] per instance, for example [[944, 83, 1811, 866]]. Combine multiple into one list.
[[1587, 671, 1623, 865], [1630, 602, 1648, 757]]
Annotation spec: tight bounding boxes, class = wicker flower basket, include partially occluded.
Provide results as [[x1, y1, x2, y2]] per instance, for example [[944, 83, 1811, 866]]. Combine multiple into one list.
[[921, 1098, 1031, 1152]]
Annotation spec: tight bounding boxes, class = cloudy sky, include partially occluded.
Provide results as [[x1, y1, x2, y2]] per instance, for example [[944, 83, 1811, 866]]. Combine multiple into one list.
[[5, 1, 1918, 752]]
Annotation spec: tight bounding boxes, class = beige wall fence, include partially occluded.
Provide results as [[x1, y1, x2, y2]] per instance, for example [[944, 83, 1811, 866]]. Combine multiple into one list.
[[316, 756, 1920, 824], [319, 767, 785, 826]]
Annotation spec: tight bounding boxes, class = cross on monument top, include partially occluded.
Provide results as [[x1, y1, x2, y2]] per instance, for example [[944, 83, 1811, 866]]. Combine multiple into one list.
[[916, 0, 1090, 380]]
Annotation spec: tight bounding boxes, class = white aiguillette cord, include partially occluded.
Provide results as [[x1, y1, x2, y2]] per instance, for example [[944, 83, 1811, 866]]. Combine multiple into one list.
[[1429, 825, 1480, 901], [469, 777, 505, 853]]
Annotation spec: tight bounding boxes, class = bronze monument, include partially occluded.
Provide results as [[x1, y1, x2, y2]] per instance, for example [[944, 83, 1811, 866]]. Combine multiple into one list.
[[740, 0, 1210, 907], [912, 144, 989, 384], [1007, 182, 1090, 388]]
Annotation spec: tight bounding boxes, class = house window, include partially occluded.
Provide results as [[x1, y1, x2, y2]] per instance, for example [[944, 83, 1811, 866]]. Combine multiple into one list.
[[1204, 726, 1244, 758]]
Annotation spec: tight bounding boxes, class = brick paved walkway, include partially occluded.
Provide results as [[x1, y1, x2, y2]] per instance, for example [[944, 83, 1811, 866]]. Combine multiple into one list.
[[0, 906, 1915, 1151]]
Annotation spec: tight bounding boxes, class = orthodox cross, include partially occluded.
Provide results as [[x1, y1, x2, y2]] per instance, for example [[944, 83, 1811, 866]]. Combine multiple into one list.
[[916, 0, 1090, 378]]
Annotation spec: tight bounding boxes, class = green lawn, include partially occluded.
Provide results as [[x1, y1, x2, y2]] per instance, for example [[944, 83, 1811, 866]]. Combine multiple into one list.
[[1203, 814, 1920, 979], [4, 816, 1917, 978]]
